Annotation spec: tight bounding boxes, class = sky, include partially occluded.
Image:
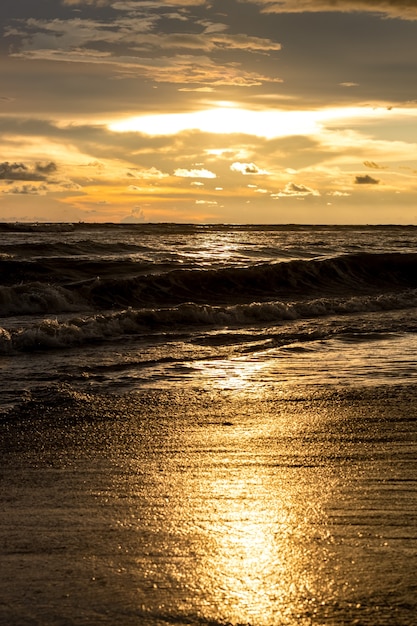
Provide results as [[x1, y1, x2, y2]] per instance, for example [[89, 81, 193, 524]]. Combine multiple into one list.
[[1, 0, 417, 224]]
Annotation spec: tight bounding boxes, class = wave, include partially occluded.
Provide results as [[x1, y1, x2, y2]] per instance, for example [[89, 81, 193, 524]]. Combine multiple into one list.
[[0, 239, 147, 259], [79, 252, 417, 308], [0, 257, 153, 288], [0, 283, 89, 316], [2, 289, 417, 353], [2, 252, 417, 317]]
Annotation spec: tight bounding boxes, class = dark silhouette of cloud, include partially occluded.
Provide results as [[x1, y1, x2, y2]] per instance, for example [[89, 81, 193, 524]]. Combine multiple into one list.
[[35, 162, 57, 175], [2, 183, 48, 195], [355, 174, 380, 184], [363, 161, 386, 170], [0, 161, 58, 181]]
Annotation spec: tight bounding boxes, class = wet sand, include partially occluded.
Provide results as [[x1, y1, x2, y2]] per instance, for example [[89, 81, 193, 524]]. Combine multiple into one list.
[[1, 385, 417, 625]]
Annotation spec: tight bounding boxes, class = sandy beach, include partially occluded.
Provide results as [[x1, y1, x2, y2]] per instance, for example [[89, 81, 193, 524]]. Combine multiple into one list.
[[1, 384, 416, 625]]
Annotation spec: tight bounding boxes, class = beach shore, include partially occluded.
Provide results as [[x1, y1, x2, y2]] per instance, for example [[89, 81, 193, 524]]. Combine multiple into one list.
[[1, 384, 416, 625]]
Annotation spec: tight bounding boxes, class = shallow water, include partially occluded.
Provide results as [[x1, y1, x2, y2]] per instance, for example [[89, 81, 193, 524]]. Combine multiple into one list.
[[2, 308, 417, 410], [1, 386, 416, 625]]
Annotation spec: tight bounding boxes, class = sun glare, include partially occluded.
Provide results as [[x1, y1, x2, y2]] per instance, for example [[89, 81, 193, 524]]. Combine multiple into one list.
[[109, 107, 318, 138], [107, 105, 407, 139]]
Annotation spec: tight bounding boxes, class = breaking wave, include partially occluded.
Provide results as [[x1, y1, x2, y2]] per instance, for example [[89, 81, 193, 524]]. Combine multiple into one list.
[[2, 288, 417, 353], [2, 252, 417, 317]]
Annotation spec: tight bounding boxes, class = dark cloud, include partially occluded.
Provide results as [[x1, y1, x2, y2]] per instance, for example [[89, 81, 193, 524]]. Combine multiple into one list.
[[35, 161, 58, 174], [355, 174, 380, 184], [363, 160, 386, 169], [272, 182, 320, 197], [0, 162, 28, 180], [2, 183, 48, 195], [0, 161, 58, 181]]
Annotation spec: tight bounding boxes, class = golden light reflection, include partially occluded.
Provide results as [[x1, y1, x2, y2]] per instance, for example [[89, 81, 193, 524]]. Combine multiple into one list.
[[164, 414, 336, 625], [113, 400, 340, 625], [193, 357, 269, 392]]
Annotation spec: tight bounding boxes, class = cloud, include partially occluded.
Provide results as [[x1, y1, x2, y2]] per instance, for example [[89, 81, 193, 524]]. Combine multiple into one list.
[[327, 190, 351, 197], [245, 0, 417, 20], [174, 168, 216, 178], [120, 206, 145, 223], [134, 33, 214, 51], [231, 162, 269, 175], [354, 174, 380, 184], [0, 161, 58, 181], [127, 166, 168, 179], [12, 48, 277, 86], [209, 33, 282, 53], [128, 32, 281, 53], [56, 180, 83, 191], [113, 1, 206, 8], [271, 182, 320, 197], [363, 160, 386, 169], [62, 0, 111, 5], [36, 162, 58, 175], [4, 14, 166, 74], [6, 16, 157, 47], [2, 184, 49, 195], [0, 162, 28, 180], [2, 2, 416, 223], [6, 5, 283, 88]]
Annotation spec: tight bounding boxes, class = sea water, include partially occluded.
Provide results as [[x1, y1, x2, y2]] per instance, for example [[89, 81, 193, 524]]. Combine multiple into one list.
[[1, 223, 417, 407], [1, 223, 417, 625]]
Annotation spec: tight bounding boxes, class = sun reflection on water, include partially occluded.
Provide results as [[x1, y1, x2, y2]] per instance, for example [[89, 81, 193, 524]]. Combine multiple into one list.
[[197, 357, 269, 392], [104, 357, 347, 626], [119, 406, 338, 625], [184, 456, 332, 625]]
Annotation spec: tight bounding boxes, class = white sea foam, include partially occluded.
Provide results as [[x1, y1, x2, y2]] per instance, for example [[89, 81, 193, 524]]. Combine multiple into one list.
[[2, 288, 417, 354]]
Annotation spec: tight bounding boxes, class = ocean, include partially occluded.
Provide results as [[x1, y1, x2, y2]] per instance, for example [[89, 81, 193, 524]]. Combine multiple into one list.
[[1, 223, 417, 625], [2, 222, 417, 405]]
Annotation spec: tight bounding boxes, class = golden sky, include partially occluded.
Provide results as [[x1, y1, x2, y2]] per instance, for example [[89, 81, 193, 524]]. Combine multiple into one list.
[[1, 0, 417, 223]]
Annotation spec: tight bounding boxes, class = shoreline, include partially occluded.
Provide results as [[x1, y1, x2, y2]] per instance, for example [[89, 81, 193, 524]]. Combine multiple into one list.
[[1, 382, 417, 625]]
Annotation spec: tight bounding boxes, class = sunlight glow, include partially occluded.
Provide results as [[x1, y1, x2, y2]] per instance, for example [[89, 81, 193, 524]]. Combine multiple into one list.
[[143, 408, 337, 625], [107, 105, 413, 139]]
